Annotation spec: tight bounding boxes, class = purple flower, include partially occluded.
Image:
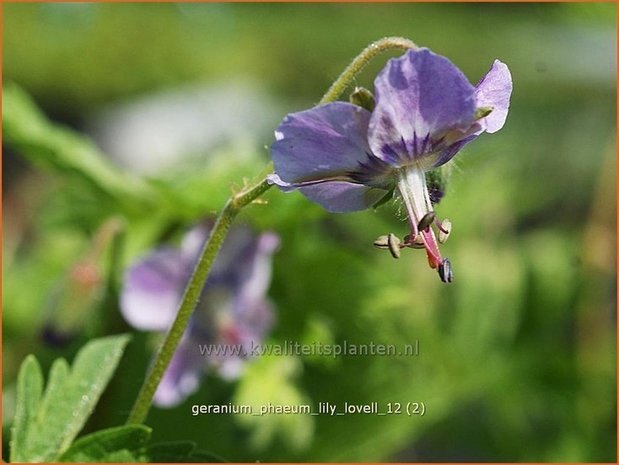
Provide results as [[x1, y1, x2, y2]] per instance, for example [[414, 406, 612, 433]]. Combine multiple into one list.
[[269, 48, 512, 282], [120, 223, 279, 407]]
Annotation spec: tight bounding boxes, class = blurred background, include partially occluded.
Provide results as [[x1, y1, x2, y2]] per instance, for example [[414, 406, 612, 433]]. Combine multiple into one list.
[[2, 2, 616, 462]]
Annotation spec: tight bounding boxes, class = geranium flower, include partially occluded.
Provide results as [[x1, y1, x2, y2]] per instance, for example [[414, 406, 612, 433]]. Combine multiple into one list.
[[120, 224, 279, 407], [269, 48, 512, 282]]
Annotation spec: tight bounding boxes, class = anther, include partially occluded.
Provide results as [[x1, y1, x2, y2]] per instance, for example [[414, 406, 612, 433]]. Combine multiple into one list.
[[438, 219, 452, 244], [387, 233, 401, 259], [417, 212, 436, 232], [403, 234, 425, 249], [373, 235, 390, 249], [438, 258, 453, 283]]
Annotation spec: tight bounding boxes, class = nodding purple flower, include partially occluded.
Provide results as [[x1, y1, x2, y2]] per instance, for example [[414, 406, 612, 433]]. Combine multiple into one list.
[[120, 224, 279, 407], [269, 48, 512, 282]]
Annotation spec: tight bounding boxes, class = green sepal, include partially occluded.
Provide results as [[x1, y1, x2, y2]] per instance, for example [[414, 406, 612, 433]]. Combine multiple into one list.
[[475, 106, 493, 119], [371, 187, 395, 209], [425, 165, 451, 205], [349, 86, 375, 112]]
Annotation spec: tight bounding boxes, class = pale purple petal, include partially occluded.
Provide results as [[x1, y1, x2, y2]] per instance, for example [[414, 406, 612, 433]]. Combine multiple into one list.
[[475, 60, 513, 133], [153, 336, 203, 407], [120, 249, 188, 331], [428, 60, 512, 167], [299, 181, 387, 213], [235, 232, 279, 307], [233, 298, 274, 347], [211, 227, 257, 279], [267, 173, 296, 192], [272, 102, 372, 184], [180, 223, 210, 263], [369, 48, 476, 165], [210, 300, 274, 380], [433, 134, 478, 168], [217, 358, 245, 380]]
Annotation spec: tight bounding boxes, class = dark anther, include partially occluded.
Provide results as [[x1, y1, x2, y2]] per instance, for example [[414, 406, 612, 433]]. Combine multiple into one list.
[[403, 234, 425, 249], [438, 258, 453, 283], [417, 212, 436, 232]]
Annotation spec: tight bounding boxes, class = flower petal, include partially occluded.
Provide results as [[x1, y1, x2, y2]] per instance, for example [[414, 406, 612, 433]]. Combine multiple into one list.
[[369, 48, 476, 165], [475, 60, 512, 133], [299, 181, 387, 213], [235, 232, 280, 306], [235, 297, 274, 345], [212, 227, 259, 281], [271, 102, 373, 184], [153, 336, 203, 407], [432, 134, 478, 168], [267, 173, 297, 192], [180, 223, 210, 263], [120, 248, 189, 331]]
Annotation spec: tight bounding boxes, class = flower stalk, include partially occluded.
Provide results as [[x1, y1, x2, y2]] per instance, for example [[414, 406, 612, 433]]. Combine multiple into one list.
[[126, 37, 418, 425]]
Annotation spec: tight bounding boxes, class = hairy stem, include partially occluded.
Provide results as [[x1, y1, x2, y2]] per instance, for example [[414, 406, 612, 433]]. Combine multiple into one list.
[[319, 36, 418, 104], [126, 178, 271, 424], [126, 36, 418, 425]]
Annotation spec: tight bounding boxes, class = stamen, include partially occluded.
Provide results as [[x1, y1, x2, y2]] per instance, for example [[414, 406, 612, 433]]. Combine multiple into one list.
[[397, 167, 444, 269], [373, 235, 390, 249], [387, 233, 401, 259], [403, 234, 425, 249], [438, 219, 452, 244], [438, 258, 453, 283], [420, 229, 442, 269], [417, 212, 436, 231]]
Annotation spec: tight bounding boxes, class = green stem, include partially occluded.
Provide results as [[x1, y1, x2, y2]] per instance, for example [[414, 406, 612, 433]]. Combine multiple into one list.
[[319, 36, 418, 104], [126, 36, 418, 425], [126, 178, 271, 424]]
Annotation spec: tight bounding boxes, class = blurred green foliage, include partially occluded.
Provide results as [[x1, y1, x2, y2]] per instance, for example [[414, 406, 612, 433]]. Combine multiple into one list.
[[3, 2, 616, 462]]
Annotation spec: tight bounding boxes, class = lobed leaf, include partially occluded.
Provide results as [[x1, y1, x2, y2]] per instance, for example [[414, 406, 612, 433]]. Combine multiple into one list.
[[58, 425, 151, 462], [140, 441, 226, 463], [9, 334, 131, 462], [10, 356, 44, 463]]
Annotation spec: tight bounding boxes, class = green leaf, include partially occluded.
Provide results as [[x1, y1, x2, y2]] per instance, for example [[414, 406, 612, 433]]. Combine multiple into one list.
[[10, 356, 44, 463], [140, 441, 226, 463], [97, 450, 140, 463], [2, 83, 155, 207], [9, 334, 131, 462], [234, 356, 314, 451], [58, 427, 226, 463], [58, 425, 151, 462]]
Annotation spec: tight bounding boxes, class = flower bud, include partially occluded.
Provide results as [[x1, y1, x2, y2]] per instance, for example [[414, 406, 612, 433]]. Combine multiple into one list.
[[349, 87, 375, 112], [40, 217, 124, 347]]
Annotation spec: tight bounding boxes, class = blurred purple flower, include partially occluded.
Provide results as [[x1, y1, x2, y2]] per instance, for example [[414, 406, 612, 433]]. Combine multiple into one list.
[[121, 224, 279, 407], [270, 48, 512, 282]]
